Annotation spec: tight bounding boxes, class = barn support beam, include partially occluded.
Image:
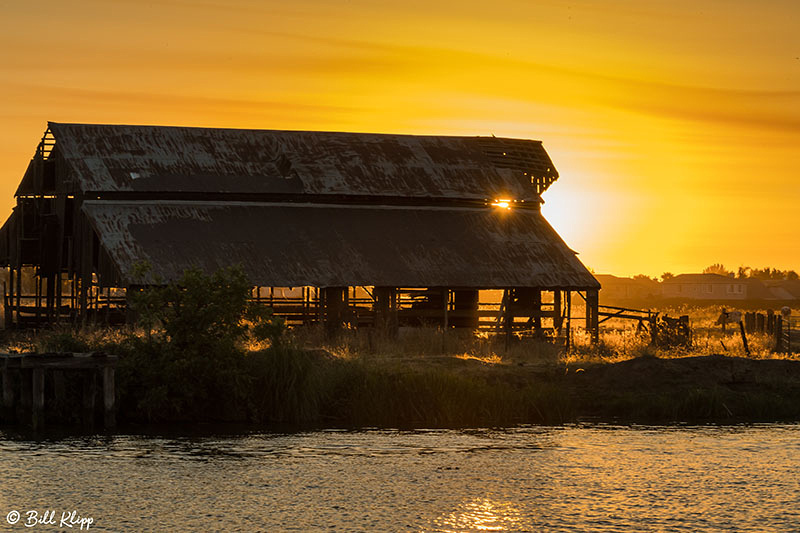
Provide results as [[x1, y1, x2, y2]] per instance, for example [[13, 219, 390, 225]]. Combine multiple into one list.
[[323, 286, 348, 336], [585, 289, 599, 344], [373, 286, 398, 335], [531, 289, 542, 334], [6, 267, 13, 329], [501, 289, 514, 337], [441, 287, 449, 330], [565, 290, 572, 351], [453, 289, 479, 329], [553, 290, 563, 333]]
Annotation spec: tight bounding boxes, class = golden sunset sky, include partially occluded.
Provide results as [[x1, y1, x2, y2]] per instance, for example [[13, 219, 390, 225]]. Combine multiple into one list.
[[1, 0, 798, 277]]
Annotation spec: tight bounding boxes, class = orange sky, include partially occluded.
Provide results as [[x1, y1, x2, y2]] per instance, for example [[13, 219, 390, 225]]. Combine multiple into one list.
[[1, 0, 798, 277]]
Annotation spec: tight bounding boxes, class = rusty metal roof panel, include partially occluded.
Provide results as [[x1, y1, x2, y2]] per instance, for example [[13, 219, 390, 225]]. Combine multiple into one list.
[[50, 123, 558, 200], [82, 201, 597, 289]]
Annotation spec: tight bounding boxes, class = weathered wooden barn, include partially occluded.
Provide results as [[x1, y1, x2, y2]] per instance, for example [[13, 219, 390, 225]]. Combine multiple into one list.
[[0, 122, 599, 338]]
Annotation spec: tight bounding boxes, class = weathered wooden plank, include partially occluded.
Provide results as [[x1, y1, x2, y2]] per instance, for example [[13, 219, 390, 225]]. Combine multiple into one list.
[[32, 368, 45, 430], [103, 367, 115, 429]]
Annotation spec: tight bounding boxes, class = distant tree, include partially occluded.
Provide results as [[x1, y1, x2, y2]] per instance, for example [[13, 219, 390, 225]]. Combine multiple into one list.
[[633, 274, 656, 282], [661, 272, 674, 281], [736, 266, 798, 280], [703, 263, 732, 276]]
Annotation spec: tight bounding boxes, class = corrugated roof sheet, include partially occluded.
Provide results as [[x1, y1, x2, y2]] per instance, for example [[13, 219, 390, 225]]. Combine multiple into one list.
[[50, 123, 557, 200], [82, 200, 598, 289]]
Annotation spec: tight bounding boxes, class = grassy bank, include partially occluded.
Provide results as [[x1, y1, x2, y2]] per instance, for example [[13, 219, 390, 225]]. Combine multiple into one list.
[[2, 270, 798, 428], [3, 324, 800, 428]]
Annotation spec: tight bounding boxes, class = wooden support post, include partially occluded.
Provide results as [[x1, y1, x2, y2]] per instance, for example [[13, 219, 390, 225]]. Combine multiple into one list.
[[7, 268, 13, 328], [744, 312, 755, 333], [323, 287, 347, 337], [501, 289, 513, 338], [453, 289, 479, 329], [553, 290, 563, 333], [373, 287, 398, 335], [2, 364, 14, 420], [82, 371, 97, 430], [756, 313, 765, 333], [103, 366, 116, 429], [441, 288, 449, 353], [586, 289, 599, 344], [35, 275, 42, 324], [739, 320, 750, 356], [532, 289, 542, 334], [649, 314, 658, 346], [32, 368, 45, 430], [80, 223, 94, 325], [565, 291, 572, 351], [15, 265, 22, 327], [56, 271, 63, 324], [442, 288, 449, 330], [46, 274, 55, 322]]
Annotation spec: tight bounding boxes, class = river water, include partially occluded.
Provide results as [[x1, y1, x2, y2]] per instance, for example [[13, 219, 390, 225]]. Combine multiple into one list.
[[1, 425, 798, 532]]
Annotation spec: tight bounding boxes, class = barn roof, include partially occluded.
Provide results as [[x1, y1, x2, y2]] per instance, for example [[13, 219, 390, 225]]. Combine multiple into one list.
[[82, 200, 598, 289], [47, 122, 558, 201]]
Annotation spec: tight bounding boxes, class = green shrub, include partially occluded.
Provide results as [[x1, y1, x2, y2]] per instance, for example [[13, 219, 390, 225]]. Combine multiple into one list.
[[116, 265, 286, 421]]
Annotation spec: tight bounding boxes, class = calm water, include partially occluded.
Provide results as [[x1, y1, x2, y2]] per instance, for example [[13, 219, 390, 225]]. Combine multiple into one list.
[[1, 425, 799, 532]]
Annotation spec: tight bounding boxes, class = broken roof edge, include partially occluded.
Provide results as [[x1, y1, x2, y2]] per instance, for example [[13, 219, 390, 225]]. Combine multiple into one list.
[[44, 121, 559, 200], [48, 121, 547, 146]]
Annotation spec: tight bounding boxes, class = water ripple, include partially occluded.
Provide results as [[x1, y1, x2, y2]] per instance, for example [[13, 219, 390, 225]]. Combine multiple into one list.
[[1, 425, 798, 531]]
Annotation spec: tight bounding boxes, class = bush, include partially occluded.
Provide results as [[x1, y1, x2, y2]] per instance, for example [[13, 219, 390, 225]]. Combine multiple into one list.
[[117, 265, 286, 421]]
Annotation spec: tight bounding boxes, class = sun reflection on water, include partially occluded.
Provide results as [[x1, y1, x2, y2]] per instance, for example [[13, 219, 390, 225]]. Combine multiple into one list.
[[433, 497, 523, 532]]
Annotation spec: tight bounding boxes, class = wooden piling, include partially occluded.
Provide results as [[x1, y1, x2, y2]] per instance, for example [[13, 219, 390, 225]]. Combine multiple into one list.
[[20, 369, 32, 418], [103, 367, 116, 429], [53, 370, 66, 406], [82, 371, 97, 430], [2, 364, 14, 420], [32, 368, 45, 430]]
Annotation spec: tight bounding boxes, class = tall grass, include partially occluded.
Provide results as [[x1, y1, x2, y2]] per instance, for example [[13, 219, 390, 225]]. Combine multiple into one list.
[[3, 303, 799, 427]]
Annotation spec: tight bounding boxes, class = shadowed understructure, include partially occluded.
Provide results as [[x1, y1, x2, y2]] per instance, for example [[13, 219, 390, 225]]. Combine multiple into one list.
[[0, 122, 599, 340]]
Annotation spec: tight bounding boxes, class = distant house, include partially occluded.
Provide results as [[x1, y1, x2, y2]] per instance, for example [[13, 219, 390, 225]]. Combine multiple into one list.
[[595, 274, 660, 303], [762, 280, 800, 302], [661, 273, 769, 301]]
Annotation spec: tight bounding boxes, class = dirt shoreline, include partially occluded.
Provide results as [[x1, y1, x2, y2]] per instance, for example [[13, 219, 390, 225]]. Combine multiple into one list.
[[4, 352, 800, 430], [562, 354, 800, 423], [362, 352, 800, 425]]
